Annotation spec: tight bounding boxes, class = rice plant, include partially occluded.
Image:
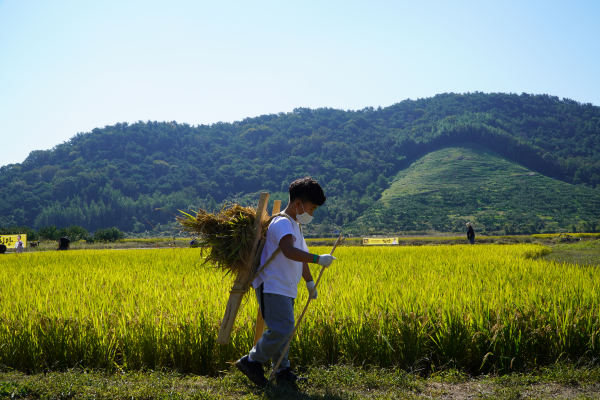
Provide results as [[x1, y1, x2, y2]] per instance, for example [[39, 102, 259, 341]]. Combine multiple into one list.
[[0, 245, 598, 375]]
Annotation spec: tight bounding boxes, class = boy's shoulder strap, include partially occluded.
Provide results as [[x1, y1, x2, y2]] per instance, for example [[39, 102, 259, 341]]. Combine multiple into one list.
[[268, 212, 298, 229]]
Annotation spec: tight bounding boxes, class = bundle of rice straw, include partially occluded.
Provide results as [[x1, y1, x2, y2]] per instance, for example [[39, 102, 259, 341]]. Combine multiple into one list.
[[177, 204, 270, 275]]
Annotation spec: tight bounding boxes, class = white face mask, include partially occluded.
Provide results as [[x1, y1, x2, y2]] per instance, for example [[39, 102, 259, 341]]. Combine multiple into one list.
[[296, 202, 313, 224]]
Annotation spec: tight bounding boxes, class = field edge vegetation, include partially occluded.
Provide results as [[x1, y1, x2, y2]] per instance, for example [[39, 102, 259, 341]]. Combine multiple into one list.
[[1, 364, 600, 399]]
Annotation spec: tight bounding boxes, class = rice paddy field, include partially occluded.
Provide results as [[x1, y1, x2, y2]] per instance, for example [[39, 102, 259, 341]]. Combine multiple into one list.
[[1, 245, 599, 377]]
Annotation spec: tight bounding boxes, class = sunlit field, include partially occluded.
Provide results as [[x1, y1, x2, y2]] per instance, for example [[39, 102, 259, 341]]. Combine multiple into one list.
[[1, 245, 599, 375]]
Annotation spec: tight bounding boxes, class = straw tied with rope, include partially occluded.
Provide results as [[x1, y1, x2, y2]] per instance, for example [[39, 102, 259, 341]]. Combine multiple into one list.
[[177, 201, 293, 295]]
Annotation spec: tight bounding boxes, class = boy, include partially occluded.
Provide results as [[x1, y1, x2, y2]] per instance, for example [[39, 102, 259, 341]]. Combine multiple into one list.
[[235, 177, 336, 386]]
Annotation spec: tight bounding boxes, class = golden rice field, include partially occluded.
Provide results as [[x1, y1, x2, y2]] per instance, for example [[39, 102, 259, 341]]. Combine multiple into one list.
[[1, 245, 599, 375]]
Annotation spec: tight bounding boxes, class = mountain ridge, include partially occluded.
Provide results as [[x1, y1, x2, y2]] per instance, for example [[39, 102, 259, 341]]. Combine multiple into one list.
[[1, 92, 599, 234]]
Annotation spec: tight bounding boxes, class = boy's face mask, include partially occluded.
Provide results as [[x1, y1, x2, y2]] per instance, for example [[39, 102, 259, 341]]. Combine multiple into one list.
[[296, 202, 313, 224]]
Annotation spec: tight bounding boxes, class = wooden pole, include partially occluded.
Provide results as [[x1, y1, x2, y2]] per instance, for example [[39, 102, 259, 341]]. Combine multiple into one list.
[[253, 200, 281, 346], [216, 192, 270, 345], [269, 234, 343, 381]]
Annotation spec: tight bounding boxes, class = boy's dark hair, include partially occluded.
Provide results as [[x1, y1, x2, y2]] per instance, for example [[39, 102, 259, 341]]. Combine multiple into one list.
[[289, 177, 326, 206]]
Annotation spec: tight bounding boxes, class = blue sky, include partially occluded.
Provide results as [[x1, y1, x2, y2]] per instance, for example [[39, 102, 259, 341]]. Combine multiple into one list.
[[1, 0, 599, 166]]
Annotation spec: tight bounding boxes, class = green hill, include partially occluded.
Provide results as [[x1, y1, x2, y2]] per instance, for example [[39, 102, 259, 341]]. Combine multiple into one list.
[[1, 92, 600, 235], [348, 145, 600, 235]]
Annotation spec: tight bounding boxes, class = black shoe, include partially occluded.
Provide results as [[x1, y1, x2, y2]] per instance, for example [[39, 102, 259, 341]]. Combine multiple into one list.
[[235, 356, 267, 387], [276, 367, 307, 384]]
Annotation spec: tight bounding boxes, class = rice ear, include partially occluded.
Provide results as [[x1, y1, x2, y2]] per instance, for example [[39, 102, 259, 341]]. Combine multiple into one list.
[[176, 203, 270, 274], [177, 209, 196, 220]]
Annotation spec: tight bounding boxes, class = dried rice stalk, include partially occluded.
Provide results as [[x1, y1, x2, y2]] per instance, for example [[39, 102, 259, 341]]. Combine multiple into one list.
[[177, 204, 270, 275]]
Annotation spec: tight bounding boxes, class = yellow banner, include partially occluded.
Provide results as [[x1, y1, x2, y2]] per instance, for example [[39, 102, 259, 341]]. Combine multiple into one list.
[[0, 234, 27, 248], [362, 237, 398, 245]]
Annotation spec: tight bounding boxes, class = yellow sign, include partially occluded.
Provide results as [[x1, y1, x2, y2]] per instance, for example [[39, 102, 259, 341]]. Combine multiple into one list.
[[363, 237, 398, 245], [0, 234, 27, 248]]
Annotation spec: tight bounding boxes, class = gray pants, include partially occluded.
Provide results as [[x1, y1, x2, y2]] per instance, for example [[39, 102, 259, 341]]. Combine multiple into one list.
[[249, 284, 295, 369]]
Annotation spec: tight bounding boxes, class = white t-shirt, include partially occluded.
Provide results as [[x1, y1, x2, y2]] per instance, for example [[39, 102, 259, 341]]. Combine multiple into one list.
[[252, 215, 308, 298]]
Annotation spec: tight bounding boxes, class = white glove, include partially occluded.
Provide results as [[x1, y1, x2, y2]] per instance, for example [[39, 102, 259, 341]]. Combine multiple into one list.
[[317, 254, 336, 268], [306, 280, 317, 299]]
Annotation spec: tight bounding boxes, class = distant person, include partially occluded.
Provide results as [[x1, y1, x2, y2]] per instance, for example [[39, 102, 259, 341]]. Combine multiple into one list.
[[57, 236, 70, 250], [14, 235, 24, 255], [466, 222, 475, 245]]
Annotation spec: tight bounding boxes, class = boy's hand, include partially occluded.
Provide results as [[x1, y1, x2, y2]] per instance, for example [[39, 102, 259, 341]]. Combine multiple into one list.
[[306, 280, 317, 299], [317, 254, 336, 267]]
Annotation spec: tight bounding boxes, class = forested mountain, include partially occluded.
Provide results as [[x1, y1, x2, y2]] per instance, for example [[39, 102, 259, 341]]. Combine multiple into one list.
[[1, 92, 599, 235]]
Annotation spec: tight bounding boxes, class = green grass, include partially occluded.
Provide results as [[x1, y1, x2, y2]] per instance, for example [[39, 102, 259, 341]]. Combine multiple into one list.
[[123, 238, 191, 242], [348, 144, 600, 235], [5, 238, 193, 253], [381, 145, 545, 199], [17, 233, 591, 254], [1, 365, 600, 399], [381, 145, 536, 198], [306, 234, 600, 248], [543, 240, 600, 266]]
